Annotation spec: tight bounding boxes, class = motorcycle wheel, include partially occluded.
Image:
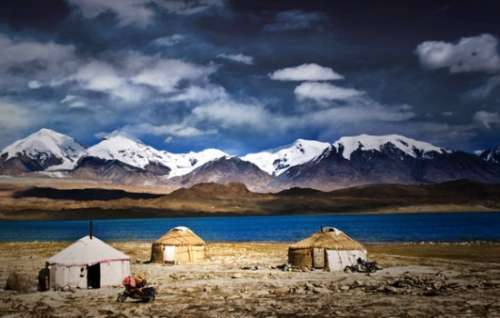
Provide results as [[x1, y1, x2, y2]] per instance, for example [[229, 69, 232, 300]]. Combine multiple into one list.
[[117, 293, 127, 303]]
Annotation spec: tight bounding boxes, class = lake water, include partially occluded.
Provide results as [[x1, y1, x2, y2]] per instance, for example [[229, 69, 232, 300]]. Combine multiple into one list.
[[0, 212, 499, 243]]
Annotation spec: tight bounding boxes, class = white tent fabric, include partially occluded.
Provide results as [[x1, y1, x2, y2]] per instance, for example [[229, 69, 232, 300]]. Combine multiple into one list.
[[326, 250, 367, 271], [48, 235, 129, 266], [47, 235, 130, 289]]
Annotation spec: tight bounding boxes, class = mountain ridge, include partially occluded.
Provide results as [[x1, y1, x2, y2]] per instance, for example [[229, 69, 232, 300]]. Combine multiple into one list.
[[1, 128, 500, 191]]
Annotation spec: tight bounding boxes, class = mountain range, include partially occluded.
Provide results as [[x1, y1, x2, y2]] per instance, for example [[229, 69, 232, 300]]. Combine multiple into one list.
[[1, 128, 499, 192]]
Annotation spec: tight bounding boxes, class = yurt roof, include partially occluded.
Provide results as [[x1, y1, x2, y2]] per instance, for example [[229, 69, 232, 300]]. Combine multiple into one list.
[[47, 235, 130, 266], [155, 226, 205, 246], [290, 228, 365, 251]]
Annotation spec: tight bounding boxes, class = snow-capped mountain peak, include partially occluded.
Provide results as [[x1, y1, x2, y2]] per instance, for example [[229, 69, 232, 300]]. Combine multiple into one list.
[[161, 148, 229, 178], [83, 135, 168, 169], [1, 128, 84, 170], [82, 135, 228, 177], [241, 138, 331, 175], [333, 134, 446, 160]]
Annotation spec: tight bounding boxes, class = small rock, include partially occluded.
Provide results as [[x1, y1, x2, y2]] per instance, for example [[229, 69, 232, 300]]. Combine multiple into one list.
[[272, 287, 289, 295], [339, 285, 350, 291], [231, 273, 242, 279], [312, 287, 330, 294], [384, 286, 399, 294], [5, 272, 33, 293]]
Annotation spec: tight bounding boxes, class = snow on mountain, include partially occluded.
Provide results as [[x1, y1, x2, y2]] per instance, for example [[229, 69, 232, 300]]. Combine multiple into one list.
[[83, 135, 168, 169], [241, 139, 331, 176], [164, 149, 229, 177], [478, 146, 500, 164], [1, 128, 84, 170], [333, 134, 446, 160], [82, 134, 227, 177]]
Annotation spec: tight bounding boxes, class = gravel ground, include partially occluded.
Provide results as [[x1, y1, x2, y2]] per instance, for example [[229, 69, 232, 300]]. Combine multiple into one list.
[[0, 242, 499, 317]]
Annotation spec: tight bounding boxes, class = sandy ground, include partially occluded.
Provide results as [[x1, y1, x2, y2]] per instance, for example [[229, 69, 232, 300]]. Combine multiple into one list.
[[0, 242, 499, 317]]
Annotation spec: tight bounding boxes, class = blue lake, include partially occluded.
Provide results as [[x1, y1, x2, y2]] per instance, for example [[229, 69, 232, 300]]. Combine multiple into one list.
[[0, 212, 499, 243]]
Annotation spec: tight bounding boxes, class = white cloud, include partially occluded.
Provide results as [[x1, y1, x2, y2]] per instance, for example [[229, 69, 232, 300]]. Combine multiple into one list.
[[153, 34, 185, 47], [27, 80, 42, 89], [71, 61, 123, 91], [63, 60, 147, 103], [0, 99, 39, 147], [416, 34, 500, 74], [60, 95, 87, 108], [0, 34, 76, 70], [217, 53, 254, 65], [474, 110, 500, 129], [67, 0, 154, 28], [192, 100, 277, 131], [169, 85, 227, 103], [0, 100, 33, 131], [153, 0, 224, 15], [131, 58, 216, 93], [50, 54, 216, 103], [0, 34, 77, 89], [110, 122, 217, 141], [269, 63, 343, 81], [306, 102, 415, 125], [294, 82, 363, 103]]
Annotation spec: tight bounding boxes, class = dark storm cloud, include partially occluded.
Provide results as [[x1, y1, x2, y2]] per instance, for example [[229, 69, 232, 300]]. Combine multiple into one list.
[[0, 0, 500, 153], [263, 10, 326, 32], [0, 0, 70, 31]]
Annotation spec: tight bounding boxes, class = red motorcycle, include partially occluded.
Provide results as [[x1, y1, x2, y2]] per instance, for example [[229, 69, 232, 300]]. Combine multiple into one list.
[[117, 276, 156, 303], [117, 286, 156, 303]]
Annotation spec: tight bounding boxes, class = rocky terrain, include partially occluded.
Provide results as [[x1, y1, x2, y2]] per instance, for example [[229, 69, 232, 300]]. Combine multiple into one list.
[[0, 242, 499, 317]]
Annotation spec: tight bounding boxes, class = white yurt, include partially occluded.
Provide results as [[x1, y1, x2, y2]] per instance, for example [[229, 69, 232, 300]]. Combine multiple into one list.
[[47, 235, 130, 289]]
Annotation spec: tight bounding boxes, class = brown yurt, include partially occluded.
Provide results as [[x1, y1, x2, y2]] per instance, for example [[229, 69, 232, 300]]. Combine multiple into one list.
[[150, 226, 206, 264], [288, 227, 367, 271]]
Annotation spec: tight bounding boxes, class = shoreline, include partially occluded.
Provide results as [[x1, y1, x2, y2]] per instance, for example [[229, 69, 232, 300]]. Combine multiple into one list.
[[0, 240, 499, 245], [1, 205, 499, 221]]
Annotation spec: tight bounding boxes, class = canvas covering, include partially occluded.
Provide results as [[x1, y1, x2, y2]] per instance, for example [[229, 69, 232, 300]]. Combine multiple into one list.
[[47, 235, 130, 289], [47, 235, 130, 266]]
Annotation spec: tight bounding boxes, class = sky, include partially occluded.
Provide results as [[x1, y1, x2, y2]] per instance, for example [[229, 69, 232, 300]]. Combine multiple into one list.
[[0, 0, 499, 154]]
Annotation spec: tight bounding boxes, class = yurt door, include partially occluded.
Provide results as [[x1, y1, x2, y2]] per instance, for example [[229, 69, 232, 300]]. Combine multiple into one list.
[[312, 248, 325, 268], [164, 246, 176, 263], [87, 264, 100, 289]]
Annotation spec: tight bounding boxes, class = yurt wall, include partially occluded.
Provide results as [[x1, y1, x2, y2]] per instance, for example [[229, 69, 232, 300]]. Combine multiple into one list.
[[100, 260, 130, 286], [178, 245, 205, 264], [151, 243, 164, 264], [50, 266, 86, 289], [288, 248, 313, 268]]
